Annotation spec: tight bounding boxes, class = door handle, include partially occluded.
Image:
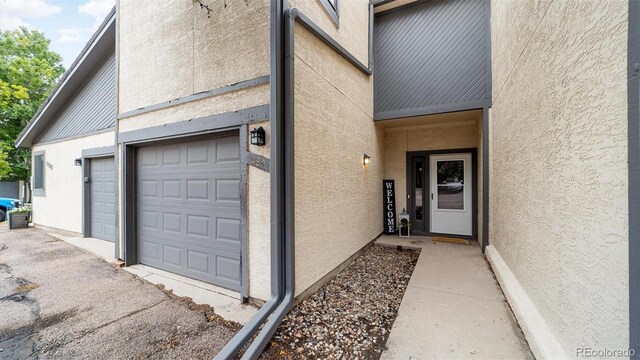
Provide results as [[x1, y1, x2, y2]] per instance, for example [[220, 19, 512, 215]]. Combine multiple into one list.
[[431, 193, 433, 200]]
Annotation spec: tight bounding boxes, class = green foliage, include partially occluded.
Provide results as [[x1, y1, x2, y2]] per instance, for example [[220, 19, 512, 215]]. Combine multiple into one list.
[[0, 148, 11, 178], [0, 27, 64, 181], [8, 204, 31, 214]]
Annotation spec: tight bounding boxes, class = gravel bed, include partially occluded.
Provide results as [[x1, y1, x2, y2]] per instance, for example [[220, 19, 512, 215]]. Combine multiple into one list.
[[260, 245, 420, 359]]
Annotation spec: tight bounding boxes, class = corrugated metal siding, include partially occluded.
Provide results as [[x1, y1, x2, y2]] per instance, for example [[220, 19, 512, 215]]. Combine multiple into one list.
[[374, 0, 491, 119], [36, 52, 115, 143]]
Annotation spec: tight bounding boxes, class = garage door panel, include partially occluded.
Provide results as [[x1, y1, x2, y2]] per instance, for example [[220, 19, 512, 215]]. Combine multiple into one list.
[[137, 136, 242, 290], [90, 157, 116, 242]]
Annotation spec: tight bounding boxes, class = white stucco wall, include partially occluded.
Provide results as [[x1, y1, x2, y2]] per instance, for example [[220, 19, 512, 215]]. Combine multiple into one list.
[[489, 0, 628, 356], [291, 0, 382, 297], [31, 131, 115, 233]]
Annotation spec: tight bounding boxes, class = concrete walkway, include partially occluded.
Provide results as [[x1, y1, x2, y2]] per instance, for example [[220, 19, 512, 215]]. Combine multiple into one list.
[[376, 236, 533, 360], [41, 226, 257, 324]]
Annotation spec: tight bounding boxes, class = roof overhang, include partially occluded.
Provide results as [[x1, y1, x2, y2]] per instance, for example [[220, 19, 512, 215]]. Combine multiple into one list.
[[15, 8, 116, 148]]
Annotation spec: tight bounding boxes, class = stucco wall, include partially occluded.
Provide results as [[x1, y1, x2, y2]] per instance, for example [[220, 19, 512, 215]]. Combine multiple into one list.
[[383, 114, 481, 212], [291, 0, 381, 297], [248, 166, 270, 300], [289, 0, 370, 65], [118, 0, 269, 113], [116, 0, 272, 299], [489, 0, 628, 354], [247, 121, 271, 301], [31, 131, 115, 233], [117, 83, 269, 133]]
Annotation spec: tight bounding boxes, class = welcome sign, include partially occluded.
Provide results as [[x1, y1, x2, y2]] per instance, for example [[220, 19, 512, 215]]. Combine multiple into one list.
[[383, 180, 397, 235]]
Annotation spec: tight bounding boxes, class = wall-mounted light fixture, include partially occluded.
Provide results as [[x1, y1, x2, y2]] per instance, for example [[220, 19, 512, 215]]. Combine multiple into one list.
[[250, 127, 266, 146], [74, 158, 82, 166], [363, 153, 371, 165]]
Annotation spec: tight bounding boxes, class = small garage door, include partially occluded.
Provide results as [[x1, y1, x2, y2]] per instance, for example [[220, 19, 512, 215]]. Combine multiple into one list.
[[0, 181, 19, 199], [137, 135, 242, 290], [90, 157, 116, 242]]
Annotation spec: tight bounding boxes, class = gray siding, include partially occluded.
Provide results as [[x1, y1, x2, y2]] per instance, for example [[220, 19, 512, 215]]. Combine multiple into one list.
[[374, 0, 491, 120], [36, 52, 115, 143]]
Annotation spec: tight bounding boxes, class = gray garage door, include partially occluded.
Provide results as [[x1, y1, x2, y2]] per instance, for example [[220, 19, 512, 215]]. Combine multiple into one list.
[[90, 157, 116, 242], [137, 135, 242, 290], [0, 181, 19, 199]]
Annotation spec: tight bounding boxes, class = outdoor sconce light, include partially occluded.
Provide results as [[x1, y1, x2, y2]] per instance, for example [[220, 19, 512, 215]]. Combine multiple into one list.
[[250, 127, 266, 146], [74, 158, 82, 166], [363, 153, 371, 165]]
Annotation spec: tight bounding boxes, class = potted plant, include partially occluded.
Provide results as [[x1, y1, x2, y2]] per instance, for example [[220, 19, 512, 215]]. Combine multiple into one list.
[[8, 205, 31, 230]]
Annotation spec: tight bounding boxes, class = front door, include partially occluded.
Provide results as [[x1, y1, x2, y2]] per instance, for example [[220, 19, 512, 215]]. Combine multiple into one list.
[[429, 153, 472, 236]]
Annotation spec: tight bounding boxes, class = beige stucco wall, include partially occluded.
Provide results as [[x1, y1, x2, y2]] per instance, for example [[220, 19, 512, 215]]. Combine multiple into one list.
[[383, 113, 481, 212], [117, 83, 270, 133], [291, 0, 381, 297], [489, 0, 628, 354], [289, 0, 370, 66], [116, 0, 271, 299], [118, 0, 269, 114], [31, 131, 115, 233], [248, 166, 270, 300], [247, 121, 271, 301]]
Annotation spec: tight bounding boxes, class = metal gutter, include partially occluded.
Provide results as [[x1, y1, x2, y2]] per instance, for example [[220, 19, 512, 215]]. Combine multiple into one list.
[[214, 1, 374, 359]]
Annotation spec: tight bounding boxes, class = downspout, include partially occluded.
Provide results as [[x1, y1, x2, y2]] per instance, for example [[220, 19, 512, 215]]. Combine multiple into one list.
[[215, 2, 374, 359], [214, 0, 287, 358]]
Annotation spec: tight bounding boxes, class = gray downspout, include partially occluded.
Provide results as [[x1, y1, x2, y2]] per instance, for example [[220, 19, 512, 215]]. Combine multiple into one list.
[[215, 2, 375, 359], [213, 0, 286, 358]]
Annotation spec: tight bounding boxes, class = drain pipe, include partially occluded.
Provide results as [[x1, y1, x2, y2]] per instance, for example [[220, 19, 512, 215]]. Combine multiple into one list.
[[215, 2, 375, 359], [213, 1, 288, 359]]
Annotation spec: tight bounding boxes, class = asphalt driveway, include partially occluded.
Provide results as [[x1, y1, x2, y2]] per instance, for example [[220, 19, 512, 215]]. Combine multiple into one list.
[[0, 225, 238, 359]]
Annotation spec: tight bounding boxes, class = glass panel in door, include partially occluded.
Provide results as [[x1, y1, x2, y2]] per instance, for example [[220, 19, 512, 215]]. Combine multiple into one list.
[[436, 160, 464, 210]]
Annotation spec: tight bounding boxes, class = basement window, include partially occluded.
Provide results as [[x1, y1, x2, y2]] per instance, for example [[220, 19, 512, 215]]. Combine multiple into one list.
[[320, 0, 339, 27], [33, 152, 45, 196]]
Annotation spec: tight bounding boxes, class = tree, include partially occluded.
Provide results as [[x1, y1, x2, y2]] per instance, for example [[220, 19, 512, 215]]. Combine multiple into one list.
[[0, 27, 65, 199], [0, 148, 10, 178]]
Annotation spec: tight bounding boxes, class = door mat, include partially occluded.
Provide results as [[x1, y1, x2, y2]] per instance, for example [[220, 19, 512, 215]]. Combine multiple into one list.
[[432, 236, 470, 245]]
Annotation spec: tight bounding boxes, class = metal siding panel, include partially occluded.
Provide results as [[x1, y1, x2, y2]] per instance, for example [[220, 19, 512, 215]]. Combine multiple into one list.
[[136, 136, 242, 291], [36, 52, 115, 143], [90, 157, 116, 241], [374, 0, 490, 116]]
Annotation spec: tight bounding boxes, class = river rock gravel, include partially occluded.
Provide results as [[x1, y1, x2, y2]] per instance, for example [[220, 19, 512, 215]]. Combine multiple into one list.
[[260, 245, 420, 359]]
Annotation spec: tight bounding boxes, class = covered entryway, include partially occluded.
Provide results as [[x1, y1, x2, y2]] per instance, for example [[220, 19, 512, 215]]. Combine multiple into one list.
[[379, 109, 483, 241], [136, 135, 242, 291], [89, 157, 116, 242]]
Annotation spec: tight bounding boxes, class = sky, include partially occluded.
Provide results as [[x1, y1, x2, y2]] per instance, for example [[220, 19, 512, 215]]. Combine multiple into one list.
[[0, 0, 115, 68]]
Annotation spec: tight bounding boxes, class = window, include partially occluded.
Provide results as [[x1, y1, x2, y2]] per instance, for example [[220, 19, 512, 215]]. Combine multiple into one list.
[[320, 0, 339, 26], [33, 152, 45, 196], [436, 160, 464, 210]]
